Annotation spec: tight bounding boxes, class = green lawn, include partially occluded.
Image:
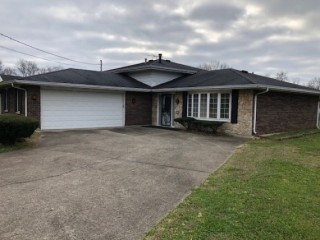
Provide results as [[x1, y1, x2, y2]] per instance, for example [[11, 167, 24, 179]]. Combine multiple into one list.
[[0, 132, 40, 154], [144, 132, 320, 240]]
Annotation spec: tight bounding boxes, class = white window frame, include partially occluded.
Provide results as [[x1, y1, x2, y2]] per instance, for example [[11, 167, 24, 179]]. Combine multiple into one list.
[[16, 89, 21, 114], [3, 89, 9, 113], [187, 91, 232, 122]]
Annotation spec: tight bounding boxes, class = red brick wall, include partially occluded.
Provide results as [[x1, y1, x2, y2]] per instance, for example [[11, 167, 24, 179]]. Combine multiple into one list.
[[0, 86, 40, 121], [256, 91, 319, 134], [1, 88, 25, 115], [125, 92, 152, 125], [25, 85, 41, 121]]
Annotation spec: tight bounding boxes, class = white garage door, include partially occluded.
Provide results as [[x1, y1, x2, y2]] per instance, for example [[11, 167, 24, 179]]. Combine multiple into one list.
[[41, 88, 124, 130]]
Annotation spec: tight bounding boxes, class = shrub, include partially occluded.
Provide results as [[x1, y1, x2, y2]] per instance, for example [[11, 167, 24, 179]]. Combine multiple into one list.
[[0, 114, 39, 145], [174, 117, 224, 133], [192, 120, 224, 133], [174, 117, 196, 130]]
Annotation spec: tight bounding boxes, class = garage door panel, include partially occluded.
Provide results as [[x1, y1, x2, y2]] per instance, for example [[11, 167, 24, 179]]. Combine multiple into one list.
[[41, 89, 124, 130]]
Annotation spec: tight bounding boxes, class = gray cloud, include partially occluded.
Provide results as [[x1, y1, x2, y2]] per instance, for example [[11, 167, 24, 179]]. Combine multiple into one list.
[[188, 2, 245, 29]]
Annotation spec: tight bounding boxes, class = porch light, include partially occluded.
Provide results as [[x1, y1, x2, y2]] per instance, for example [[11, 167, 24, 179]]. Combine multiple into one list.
[[32, 94, 37, 101]]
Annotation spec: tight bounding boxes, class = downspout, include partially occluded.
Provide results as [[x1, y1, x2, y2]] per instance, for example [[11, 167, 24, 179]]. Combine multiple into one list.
[[11, 83, 28, 117], [253, 88, 269, 135]]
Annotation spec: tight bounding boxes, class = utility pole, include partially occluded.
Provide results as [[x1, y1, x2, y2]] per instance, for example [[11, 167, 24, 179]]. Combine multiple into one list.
[[100, 60, 102, 72]]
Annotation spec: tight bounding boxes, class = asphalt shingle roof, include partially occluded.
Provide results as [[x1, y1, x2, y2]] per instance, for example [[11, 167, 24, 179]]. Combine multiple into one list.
[[155, 68, 316, 91], [0, 75, 22, 81], [22, 68, 151, 89], [108, 59, 204, 74], [1, 67, 318, 94]]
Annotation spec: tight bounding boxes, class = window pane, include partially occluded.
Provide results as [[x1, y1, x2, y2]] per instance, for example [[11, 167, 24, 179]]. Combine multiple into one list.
[[200, 94, 207, 118], [193, 94, 199, 117], [187, 94, 192, 116], [220, 93, 230, 119], [209, 93, 218, 118]]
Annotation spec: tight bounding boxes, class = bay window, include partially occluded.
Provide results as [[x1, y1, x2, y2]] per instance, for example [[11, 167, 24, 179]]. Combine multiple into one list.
[[187, 92, 231, 121]]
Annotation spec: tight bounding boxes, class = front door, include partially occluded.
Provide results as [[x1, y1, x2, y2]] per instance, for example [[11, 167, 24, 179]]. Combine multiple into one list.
[[160, 94, 172, 126]]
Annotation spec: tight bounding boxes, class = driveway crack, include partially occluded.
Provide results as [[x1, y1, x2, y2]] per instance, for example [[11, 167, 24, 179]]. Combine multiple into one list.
[[0, 156, 120, 189]]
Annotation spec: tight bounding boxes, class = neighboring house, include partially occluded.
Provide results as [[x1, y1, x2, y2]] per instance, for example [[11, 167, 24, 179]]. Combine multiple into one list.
[[0, 54, 320, 136]]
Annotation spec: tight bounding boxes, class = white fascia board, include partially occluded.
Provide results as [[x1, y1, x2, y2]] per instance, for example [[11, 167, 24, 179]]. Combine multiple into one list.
[[153, 84, 320, 95], [263, 85, 320, 95], [152, 85, 259, 92], [13, 80, 151, 92], [6, 80, 320, 95]]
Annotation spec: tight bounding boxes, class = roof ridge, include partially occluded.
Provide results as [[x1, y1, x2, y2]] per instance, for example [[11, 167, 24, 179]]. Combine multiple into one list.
[[229, 69, 256, 84]]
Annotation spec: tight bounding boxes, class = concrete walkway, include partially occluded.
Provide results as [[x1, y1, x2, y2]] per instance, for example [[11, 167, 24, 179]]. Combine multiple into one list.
[[0, 127, 245, 240]]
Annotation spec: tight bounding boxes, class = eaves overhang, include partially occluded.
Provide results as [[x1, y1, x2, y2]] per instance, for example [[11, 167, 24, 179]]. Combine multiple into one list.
[[1, 80, 320, 96], [0, 80, 151, 92], [152, 84, 320, 95]]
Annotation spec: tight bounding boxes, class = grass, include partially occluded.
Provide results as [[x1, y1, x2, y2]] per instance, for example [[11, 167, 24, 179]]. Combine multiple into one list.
[[144, 132, 320, 240], [0, 131, 41, 154], [261, 129, 320, 140]]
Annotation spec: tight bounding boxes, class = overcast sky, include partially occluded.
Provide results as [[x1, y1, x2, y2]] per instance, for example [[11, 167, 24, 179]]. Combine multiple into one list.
[[0, 0, 319, 83]]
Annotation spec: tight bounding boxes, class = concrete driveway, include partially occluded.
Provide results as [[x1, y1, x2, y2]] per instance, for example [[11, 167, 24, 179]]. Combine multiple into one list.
[[0, 127, 245, 240]]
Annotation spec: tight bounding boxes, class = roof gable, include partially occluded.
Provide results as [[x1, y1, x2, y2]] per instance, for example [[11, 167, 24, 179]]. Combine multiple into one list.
[[108, 59, 204, 74]]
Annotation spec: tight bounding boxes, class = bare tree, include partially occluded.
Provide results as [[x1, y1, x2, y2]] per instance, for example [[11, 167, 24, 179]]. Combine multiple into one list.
[[0, 60, 3, 74], [198, 60, 230, 70], [307, 77, 320, 90], [275, 71, 288, 82], [2, 67, 17, 75], [16, 59, 40, 77]]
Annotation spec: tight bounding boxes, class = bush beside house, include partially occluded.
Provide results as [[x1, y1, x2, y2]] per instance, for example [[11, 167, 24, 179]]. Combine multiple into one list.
[[174, 117, 224, 133], [0, 115, 39, 145]]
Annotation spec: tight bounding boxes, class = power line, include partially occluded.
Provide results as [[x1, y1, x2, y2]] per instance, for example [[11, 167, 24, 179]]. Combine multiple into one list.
[[0, 32, 100, 66], [0, 45, 85, 68]]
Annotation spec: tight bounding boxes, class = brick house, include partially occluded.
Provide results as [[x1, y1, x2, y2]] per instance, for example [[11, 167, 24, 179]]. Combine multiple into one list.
[[1, 55, 319, 136]]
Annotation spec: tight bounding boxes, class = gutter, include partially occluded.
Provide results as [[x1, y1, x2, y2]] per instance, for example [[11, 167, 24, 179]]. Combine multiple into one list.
[[11, 83, 28, 116], [11, 80, 151, 92], [1, 80, 320, 96], [154, 85, 320, 95], [253, 88, 269, 135]]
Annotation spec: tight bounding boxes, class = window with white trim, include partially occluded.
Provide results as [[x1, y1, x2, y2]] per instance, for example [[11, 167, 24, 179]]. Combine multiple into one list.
[[187, 92, 231, 121], [15, 89, 23, 114], [1, 89, 9, 112]]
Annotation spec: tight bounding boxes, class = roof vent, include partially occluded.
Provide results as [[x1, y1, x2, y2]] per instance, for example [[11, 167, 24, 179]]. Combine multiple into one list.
[[241, 70, 249, 73], [158, 53, 162, 63], [165, 60, 171, 62]]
